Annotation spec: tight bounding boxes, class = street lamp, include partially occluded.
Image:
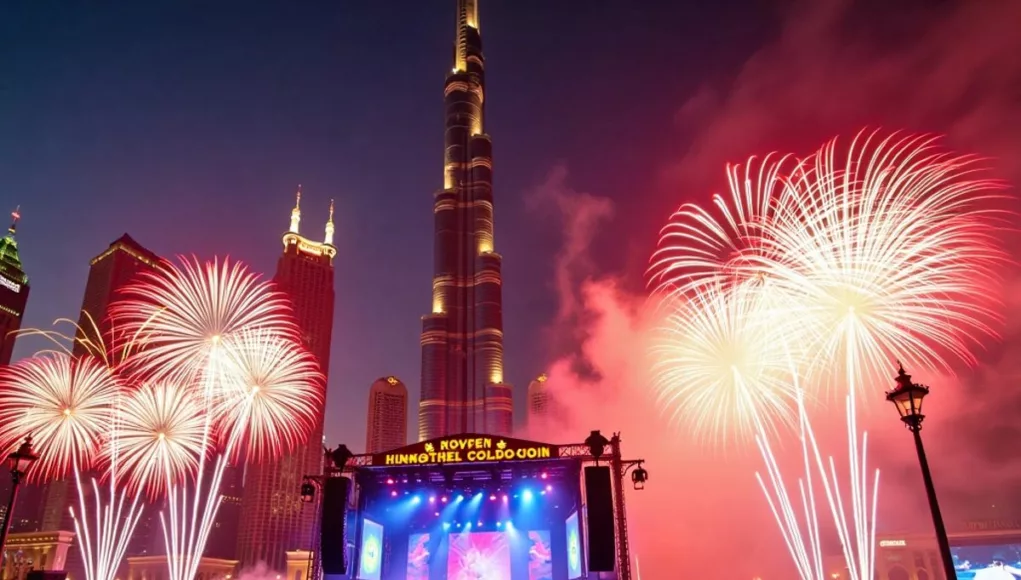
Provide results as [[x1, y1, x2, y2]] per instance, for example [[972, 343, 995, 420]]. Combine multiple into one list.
[[885, 364, 956, 580], [0, 436, 40, 557]]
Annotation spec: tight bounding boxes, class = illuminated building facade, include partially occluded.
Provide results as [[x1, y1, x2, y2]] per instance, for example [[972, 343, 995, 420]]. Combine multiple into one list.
[[419, 0, 513, 441], [1, 531, 75, 579], [366, 376, 409, 454], [0, 208, 30, 366], [70, 233, 160, 357], [527, 373, 551, 426], [237, 190, 336, 572]]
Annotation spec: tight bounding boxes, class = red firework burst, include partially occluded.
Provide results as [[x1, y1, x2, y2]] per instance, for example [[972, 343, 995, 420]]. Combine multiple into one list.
[[110, 255, 300, 383], [0, 353, 123, 482]]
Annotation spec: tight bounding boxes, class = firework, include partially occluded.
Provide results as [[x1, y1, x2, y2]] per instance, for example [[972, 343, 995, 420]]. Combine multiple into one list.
[[216, 329, 324, 464], [649, 131, 1005, 579], [648, 154, 794, 298], [109, 381, 208, 499], [111, 255, 314, 580], [112, 256, 300, 382], [0, 353, 121, 482], [764, 131, 1007, 390], [649, 282, 799, 443]]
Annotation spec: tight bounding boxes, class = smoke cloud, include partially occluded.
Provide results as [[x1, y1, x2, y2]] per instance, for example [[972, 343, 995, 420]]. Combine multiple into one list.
[[522, 1, 1021, 577]]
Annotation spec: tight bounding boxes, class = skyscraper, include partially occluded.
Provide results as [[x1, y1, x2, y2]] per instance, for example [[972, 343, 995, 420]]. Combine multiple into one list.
[[527, 373, 551, 426], [72, 233, 160, 356], [366, 376, 408, 454], [419, 0, 513, 441], [0, 208, 30, 367], [237, 190, 335, 572]]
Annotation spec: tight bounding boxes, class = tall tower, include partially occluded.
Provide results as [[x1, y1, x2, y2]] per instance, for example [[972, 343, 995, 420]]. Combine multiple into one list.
[[366, 376, 409, 454], [419, 0, 512, 441], [237, 189, 336, 572], [0, 207, 30, 367]]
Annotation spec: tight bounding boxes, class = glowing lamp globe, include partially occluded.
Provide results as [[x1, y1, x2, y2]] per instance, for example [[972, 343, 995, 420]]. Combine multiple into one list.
[[885, 365, 929, 427]]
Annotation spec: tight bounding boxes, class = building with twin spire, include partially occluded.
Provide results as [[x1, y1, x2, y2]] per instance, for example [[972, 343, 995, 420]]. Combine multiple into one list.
[[419, 0, 513, 442], [236, 188, 337, 572]]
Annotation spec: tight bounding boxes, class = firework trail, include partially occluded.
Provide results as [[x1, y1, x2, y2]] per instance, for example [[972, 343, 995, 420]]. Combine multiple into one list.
[[649, 131, 1006, 579], [113, 256, 318, 580]]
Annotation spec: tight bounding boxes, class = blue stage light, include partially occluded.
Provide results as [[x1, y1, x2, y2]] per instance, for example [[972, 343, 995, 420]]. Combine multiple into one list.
[[442, 522, 451, 530], [506, 521, 514, 530], [522, 489, 534, 502], [456, 494, 464, 502], [411, 496, 421, 505], [477, 521, 483, 527], [496, 521, 503, 528]]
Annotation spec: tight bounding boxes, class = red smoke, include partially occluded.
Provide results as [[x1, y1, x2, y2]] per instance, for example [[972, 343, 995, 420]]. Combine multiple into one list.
[[520, 2, 1021, 574]]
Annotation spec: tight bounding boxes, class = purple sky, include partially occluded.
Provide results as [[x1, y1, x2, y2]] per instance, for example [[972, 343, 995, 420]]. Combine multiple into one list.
[[1, 1, 772, 450]]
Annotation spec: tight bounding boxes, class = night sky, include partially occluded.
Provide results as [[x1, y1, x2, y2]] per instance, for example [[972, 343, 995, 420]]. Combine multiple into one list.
[[1, 1, 771, 450]]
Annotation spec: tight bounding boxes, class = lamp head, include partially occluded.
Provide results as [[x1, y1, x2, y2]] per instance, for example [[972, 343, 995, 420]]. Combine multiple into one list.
[[300, 481, 315, 503], [631, 463, 648, 490], [885, 364, 929, 429], [7, 434, 39, 477]]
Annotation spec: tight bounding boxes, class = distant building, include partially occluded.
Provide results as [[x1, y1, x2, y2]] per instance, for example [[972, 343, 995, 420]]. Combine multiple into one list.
[[126, 555, 236, 580], [527, 373, 552, 426], [0, 207, 30, 366], [0, 530, 75, 579], [237, 189, 336, 572], [71, 233, 160, 356], [419, 0, 513, 440], [366, 376, 409, 454]]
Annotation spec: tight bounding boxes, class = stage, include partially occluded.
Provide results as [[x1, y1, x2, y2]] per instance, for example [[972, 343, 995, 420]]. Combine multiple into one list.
[[311, 432, 645, 580]]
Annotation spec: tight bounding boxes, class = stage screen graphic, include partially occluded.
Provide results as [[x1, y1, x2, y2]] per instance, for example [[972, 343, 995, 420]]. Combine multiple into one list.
[[527, 530, 553, 580], [406, 533, 431, 580], [566, 511, 583, 579], [446, 532, 511, 580], [357, 519, 383, 580], [951, 541, 1021, 579]]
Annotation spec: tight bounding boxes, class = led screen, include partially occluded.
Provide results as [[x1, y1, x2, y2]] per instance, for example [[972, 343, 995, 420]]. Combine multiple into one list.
[[527, 530, 553, 580], [566, 511, 583, 579], [446, 532, 511, 580], [951, 542, 1021, 579], [357, 519, 383, 580], [406, 533, 431, 580]]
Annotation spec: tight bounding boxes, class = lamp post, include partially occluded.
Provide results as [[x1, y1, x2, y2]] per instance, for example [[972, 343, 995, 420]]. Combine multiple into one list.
[[0, 436, 39, 558], [885, 365, 957, 580]]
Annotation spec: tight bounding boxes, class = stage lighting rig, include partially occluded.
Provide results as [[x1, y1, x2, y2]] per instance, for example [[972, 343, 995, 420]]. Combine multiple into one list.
[[300, 479, 316, 503], [631, 462, 648, 490]]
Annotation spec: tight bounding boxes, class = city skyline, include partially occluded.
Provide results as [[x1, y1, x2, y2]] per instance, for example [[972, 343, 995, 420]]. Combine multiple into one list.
[[2, 0, 723, 452]]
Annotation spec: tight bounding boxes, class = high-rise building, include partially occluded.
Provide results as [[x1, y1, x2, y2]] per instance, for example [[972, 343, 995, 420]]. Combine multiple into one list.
[[0, 207, 30, 366], [366, 376, 408, 454], [237, 190, 335, 572], [36, 234, 160, 579], [72, 233, 161, 355], [419, 0, 513, 441], [527, 373, 551, 426]]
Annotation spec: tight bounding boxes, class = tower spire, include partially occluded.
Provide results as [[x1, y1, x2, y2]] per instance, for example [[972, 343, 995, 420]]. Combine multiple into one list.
[[289, 186, 302, 233], [324, 199, 335, 245], [9, 206, 20, 235]]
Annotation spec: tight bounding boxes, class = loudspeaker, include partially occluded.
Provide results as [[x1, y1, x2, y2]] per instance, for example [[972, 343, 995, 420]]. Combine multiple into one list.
[[27, 572, 67, 580], [321, 476, 351, 574], [584, 465, 616, 572]]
